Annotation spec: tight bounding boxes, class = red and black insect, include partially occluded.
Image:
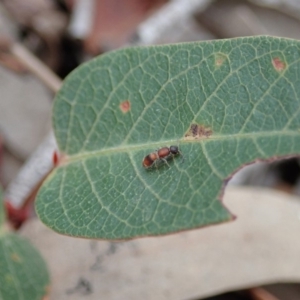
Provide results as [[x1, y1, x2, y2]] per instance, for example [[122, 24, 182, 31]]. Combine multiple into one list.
[[142, 146, 181, 168]]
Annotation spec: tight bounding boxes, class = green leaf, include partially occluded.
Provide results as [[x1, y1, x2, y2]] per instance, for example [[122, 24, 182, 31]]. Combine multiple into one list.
[[0, 234, 50, 300], [0, 189, 50, 299], [36, 36, 300, 240]]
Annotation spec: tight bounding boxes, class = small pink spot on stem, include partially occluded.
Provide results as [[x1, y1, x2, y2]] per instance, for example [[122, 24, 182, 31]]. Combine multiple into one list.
[[120, 100, 131, 113], [53, 151, 59, 166], [272, 57, 286, 72]]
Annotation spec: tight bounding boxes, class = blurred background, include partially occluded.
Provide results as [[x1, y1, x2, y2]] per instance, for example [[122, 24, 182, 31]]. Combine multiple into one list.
[[1, 0, 300, 299]]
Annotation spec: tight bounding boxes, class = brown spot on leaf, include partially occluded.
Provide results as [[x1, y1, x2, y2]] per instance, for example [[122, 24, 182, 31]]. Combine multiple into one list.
[[5, 274, 13, 282], [272, 57, 286, 72], [185, 123, 212, 140], [120, 100, 131, 113], [10, 253, 21, 263], [216, 58, 224, 67], [215, 53, 227, 67]]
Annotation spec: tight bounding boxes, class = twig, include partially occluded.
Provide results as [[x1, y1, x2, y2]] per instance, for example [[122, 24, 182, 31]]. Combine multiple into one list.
[[5, 132, 57, 210], [10, 42, 62, 93], [3, 39, 61, 216]]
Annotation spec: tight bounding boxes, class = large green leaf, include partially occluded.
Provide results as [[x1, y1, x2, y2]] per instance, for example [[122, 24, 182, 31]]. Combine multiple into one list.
[[36, 36, 300, 240], [0, 188, 50, 299]]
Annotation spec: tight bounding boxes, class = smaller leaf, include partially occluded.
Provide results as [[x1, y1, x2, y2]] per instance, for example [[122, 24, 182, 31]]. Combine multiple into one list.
[[0, 189, 50, 300]]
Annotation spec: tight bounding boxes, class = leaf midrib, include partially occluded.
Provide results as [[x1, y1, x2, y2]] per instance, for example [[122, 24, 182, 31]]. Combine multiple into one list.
[[59, 129, 299, 165]]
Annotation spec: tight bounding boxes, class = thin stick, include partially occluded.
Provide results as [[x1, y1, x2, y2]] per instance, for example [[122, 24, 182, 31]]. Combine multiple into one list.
[[10, 42, 62, 93], [3, 40, 62, 217]]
